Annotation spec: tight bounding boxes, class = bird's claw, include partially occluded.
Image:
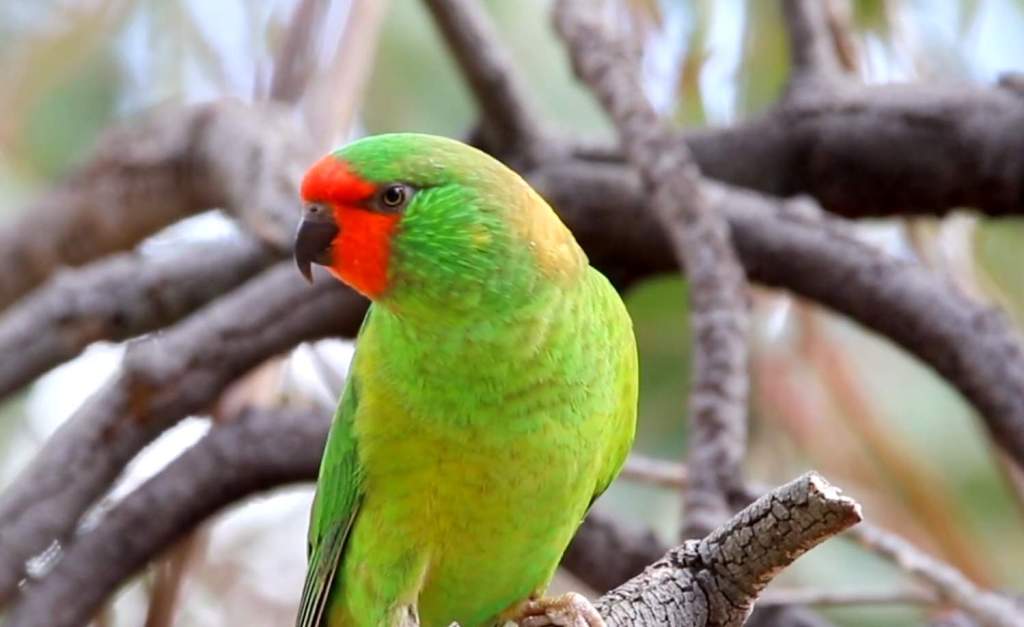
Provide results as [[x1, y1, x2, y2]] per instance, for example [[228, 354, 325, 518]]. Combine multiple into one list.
[[513, 592, 605, 627]]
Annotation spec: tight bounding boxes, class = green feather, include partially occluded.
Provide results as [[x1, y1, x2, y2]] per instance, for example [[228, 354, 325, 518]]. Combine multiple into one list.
[[297, 358, 364, 627]]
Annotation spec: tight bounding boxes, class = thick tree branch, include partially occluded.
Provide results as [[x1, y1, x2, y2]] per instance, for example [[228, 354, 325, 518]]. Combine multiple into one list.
[[582, 81, 1024, 220], [595, 473, 861, 626], [3, 406, 331, 627], [0, 235, 276, 401], [554, 0, 751, 540], [0, 101, 310, 311], [0, 265, 367, 606], [422, 0, 547, 158]]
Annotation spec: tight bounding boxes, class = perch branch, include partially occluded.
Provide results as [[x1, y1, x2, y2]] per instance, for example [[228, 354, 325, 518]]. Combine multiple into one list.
[[0, 235, 275, 401], [0, 264, 367, 605], [595, 472, 861, 626], [555, 0, 751, 539]]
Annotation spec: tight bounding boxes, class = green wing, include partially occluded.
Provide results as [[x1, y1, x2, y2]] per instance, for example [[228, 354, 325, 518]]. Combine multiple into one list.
[[589, 294, 640, 509], [296, 363, 364, 627]]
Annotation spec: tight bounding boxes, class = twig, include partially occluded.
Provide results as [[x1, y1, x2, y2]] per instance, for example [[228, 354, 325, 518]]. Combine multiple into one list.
[[848, 523, 1024, 627], [0, 101, 310, 311], [0, 235, 275, 401], [555, 0, 751, 540], [3, 407, 330, 627], [268, 0, 326, 104], [596, 472, 862, 626], [823, 0, 859, 74], [759, 586, 938, 608], [781, 0, 844, 86], [619, 455, 688, 490], [0, 264, 367, 606], [423, 0, 547, 158], [304, 0, 389, 146], [143, 531, 206, 627]]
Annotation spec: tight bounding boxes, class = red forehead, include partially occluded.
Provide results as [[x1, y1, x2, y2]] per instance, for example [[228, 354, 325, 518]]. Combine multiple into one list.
[[300, 155, 376, 204]]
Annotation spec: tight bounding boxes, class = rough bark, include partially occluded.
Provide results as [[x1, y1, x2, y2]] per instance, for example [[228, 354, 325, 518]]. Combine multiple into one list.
[[595, 473, 861, 626]]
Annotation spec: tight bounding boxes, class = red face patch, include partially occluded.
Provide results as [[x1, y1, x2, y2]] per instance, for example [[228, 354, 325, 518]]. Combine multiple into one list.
[[300, 156, 400, 299]]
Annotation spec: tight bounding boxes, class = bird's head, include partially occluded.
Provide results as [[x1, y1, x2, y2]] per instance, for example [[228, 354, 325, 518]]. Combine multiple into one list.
[[294, 133, 585, 320]]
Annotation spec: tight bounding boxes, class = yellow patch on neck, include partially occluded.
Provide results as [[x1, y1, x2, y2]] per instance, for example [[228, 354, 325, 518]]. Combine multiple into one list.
[[511, 181, 588, 285]]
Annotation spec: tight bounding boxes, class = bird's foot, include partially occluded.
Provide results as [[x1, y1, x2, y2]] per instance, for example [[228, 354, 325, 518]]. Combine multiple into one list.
[[511, 592, 605, 627]]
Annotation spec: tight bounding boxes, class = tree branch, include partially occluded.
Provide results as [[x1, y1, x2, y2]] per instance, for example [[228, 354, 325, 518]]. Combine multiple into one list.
[[579, 80, 1024, 220], [595, 472, 862, 626], [0, 101, 310, 312], [0, 235, 276, 401], [0, 265, 367, 606], [3, 406, 330, 627], [554, 0, 751, 540], [422, 0, 547, 158]]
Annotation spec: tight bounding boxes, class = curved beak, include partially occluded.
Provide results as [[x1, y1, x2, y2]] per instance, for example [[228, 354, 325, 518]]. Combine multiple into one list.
[[293, 204, 339, 283]]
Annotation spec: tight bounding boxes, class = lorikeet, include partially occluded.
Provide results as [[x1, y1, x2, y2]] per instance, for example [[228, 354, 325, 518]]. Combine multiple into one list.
[[293, 134, 638, 627]]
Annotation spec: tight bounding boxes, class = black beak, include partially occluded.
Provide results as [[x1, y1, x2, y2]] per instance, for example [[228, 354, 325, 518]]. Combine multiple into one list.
[[294, 205, 339, 283]]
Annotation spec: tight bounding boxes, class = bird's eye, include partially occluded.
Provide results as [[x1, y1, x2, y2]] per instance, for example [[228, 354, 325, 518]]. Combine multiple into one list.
[[380, 184, 409, 210]]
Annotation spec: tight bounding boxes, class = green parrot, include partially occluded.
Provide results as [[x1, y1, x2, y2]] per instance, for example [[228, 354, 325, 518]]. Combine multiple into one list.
[[292, 133, 638, 627]]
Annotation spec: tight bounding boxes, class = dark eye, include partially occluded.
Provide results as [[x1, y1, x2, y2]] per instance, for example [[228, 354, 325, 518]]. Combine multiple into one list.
[[380, 184, 409, 209]]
